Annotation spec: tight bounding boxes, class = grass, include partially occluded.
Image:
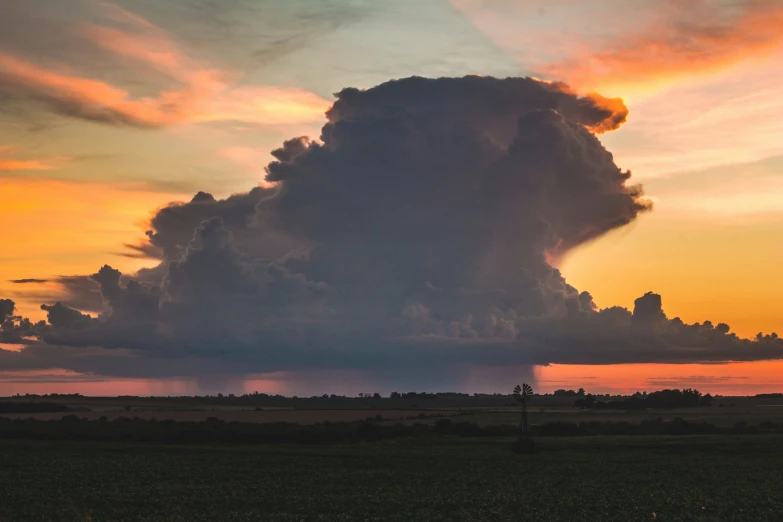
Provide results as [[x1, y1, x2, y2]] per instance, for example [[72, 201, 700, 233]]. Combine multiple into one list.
[[6, 395, 781, 429], [3, 435, 783, 521], [0, 408, 459, 424]]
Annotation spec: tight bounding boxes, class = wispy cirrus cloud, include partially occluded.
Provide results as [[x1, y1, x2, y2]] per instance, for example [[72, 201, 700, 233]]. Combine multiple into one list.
[[450, 0, 783, 95], [538, 1, 783, 93], [0, 2, 331, 129], [0, 146, 71, 171], [0, 158, 62, 171]]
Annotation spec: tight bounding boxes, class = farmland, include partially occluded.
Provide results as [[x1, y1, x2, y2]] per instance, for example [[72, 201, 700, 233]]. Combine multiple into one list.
[[3, 436, 783, 521], [0, 408, 461, 424], [3, 392, 783, 520], [3, 393, 783, 427]]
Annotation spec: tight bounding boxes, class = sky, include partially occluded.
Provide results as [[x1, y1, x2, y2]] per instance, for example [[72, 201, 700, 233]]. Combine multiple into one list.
[[1, 0, 782, 396]]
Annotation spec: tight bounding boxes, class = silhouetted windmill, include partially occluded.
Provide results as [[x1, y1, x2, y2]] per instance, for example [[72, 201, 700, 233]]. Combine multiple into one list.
[[512, 383, 533, 434]]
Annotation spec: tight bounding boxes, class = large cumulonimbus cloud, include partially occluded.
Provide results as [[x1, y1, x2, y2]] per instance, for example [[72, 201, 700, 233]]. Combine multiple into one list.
[[2, 76, 782, 379]]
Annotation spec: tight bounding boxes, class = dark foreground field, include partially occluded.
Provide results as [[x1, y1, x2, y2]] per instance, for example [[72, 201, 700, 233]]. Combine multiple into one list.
[[3, 435, 783, 521]]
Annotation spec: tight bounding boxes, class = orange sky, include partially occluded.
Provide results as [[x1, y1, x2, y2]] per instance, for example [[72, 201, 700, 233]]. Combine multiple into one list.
[[2, 362, 783, 396], [537, 361, 783, 396], [0, 177, 180, 319]]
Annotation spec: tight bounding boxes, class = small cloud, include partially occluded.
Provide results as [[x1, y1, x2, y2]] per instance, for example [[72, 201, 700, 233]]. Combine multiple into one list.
[[114, 240, 163, 260], [0, 147, 71, 171]]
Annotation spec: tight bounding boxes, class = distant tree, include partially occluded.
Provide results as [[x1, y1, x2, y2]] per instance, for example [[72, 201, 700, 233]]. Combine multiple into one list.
[[682, 388, 702, 407], [577, 388, 585, 397], [372, 393, 381, 399], [574, 394, 596, 409], [700, 393, 714, 407], [643, 389, 702, 408], [390, 392, 401, 399]]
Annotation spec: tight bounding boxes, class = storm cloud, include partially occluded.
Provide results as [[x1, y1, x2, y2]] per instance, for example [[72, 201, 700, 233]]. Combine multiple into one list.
[[3, 75, 781, 379], [1, 299, 46, 346], [0, 299, 14, 324]]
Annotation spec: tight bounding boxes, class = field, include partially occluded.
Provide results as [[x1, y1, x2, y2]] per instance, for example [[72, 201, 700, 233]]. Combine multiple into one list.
[[3, 394, 783, 520], [3, 394, 783, 427], [456, 402, 783, 428], [0, 408, 460, 424], [3, 436, 783, 521]]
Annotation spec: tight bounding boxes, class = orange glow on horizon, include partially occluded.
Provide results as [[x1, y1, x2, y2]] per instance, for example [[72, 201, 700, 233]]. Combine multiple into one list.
[[0, 375, 199, 397], [538, 361, 783, 396], [0, 363, 781, 397]]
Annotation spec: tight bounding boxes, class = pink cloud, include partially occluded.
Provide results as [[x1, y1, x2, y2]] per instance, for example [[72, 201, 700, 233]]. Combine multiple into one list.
[[451, 0, 783, 94], [539, 1, 783, 92], [0, 146, 70, 171], [0, 3, 331, 129]]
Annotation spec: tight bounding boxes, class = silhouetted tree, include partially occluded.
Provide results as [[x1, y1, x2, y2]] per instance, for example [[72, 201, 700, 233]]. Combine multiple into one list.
[[576, 389, 709, 410], [574, 394, 597, 409]]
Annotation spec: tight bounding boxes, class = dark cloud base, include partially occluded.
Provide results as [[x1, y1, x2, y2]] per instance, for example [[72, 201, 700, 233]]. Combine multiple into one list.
[[2, 76, 781, 380]]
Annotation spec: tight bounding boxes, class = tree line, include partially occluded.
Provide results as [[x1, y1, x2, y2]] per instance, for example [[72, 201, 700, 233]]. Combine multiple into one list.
[[3, 415, 783, 445], [575, 389, 714, 409]]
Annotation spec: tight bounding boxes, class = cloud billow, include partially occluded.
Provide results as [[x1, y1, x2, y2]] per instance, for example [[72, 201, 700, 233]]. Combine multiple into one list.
[[0, 299, 15, 324], [2, 75, 781, 378]]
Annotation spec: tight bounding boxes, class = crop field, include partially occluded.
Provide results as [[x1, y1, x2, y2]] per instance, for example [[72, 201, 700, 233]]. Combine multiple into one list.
[[454, 404, 783, 428], [6, 406, 783, 428], [3, 435, 783, 521], [0, 408, 459, 424], [4, 395, 782, 428]]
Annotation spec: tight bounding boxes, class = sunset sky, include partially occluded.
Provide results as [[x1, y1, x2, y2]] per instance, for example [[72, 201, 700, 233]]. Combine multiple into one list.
[[1, 0, 782, 396]]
